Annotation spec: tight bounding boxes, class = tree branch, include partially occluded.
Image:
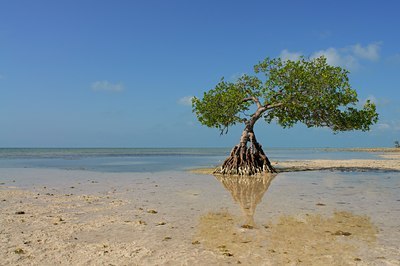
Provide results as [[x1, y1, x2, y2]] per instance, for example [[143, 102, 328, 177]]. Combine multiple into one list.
[[242, 97, 253, 103], [242, 95, 263, 108], [265, 102, 283, 110], [253, 97, 262, 109]]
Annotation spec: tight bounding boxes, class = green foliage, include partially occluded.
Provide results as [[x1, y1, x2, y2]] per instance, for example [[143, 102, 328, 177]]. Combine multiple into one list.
[[192, 56, 378, 134], [192, 78, 253, 134]]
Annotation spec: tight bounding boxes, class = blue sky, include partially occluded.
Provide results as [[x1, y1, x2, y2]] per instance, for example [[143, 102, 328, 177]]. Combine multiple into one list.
[[1, 0, 399, 148]]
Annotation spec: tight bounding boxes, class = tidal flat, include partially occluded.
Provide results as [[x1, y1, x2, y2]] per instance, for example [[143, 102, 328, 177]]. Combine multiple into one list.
[[0, 149, 399, 265]]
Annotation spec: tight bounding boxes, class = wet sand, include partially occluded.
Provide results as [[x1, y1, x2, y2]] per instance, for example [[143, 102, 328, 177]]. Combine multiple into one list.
[[1, 152, 400, 265]]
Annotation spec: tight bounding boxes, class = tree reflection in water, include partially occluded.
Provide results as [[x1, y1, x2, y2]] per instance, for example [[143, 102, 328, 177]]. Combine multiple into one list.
[[214, 174, 276, 227]]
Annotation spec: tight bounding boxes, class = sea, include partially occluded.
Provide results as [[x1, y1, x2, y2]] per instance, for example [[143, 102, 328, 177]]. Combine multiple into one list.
[[0, 147, 380, 173]]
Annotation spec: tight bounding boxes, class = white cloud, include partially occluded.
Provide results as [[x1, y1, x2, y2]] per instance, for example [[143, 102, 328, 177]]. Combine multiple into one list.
[[91, 80, 124, 92], [280, 42, 382, 70], [311, 48, 358, 69], [178, 96, 194, 106], [279, 49, 302, 61], [350, 43, 380, 61]]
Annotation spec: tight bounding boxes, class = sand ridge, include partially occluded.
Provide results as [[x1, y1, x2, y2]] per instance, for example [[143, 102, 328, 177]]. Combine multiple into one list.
[[190, 150, 400, 174]]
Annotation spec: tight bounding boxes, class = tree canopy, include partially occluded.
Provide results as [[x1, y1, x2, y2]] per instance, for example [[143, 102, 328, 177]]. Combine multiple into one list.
[[192, 56, 378, 135]]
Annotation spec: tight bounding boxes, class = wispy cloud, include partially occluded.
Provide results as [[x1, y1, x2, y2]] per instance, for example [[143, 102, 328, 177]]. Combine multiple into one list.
[[280, 42, 382, 70], [178, 96, 194, 106], [376, 123, 391, 131], [387, 53, 400, 64], [375, 120, 400, 132], [349, 43, 380, 61], [318, 30, 332, 39], [91, 80, 124, 92]]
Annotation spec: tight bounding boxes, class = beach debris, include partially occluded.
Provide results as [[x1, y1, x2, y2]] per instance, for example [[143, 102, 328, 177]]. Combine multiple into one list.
[[241, 224, 253, 229], [137, 220, 147, 225], [163, 236, 172, 241], [156, 222, 166, 226], [332, 230, 352, 236], [217, 245, 234, 256], [316, 203, 326, 206], [52, 217, 65, 225], [14, 248, 25, 254], [192, 240, 200, 245], [147, 209, 158, 214], [354, 258, 362, 261], [15, 211, 25, 215]]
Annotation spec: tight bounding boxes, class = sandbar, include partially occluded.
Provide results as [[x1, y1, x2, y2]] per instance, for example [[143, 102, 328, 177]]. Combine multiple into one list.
[[191, 149, 400, 174]]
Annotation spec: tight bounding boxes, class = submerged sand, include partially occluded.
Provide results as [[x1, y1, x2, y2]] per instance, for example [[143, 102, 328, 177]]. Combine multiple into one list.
[[1, 150, 400, 265], [196, 210, 378, 265]]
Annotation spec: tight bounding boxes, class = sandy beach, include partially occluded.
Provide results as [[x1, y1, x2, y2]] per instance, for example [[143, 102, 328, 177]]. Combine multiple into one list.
[[1, 149, 400, 265]]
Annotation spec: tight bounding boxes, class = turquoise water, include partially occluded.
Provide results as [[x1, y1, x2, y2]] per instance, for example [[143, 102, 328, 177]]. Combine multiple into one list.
[[0, 148, 380, 173]]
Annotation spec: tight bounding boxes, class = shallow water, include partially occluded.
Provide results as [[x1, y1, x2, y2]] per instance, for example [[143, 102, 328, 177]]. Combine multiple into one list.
[[0, 148, 380, 173], [0, 149, 399, 264]]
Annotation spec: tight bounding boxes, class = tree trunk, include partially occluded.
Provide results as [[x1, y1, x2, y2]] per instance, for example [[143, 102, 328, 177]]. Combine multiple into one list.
[[214, 127, 277, 175]]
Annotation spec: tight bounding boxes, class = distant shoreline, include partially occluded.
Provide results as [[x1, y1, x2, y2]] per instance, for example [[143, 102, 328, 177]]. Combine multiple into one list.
[[321, 147, 400, 153]]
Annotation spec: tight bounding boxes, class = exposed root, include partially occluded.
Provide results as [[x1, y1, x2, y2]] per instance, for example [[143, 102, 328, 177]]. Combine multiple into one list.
[[214, 143, 277, 176]]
